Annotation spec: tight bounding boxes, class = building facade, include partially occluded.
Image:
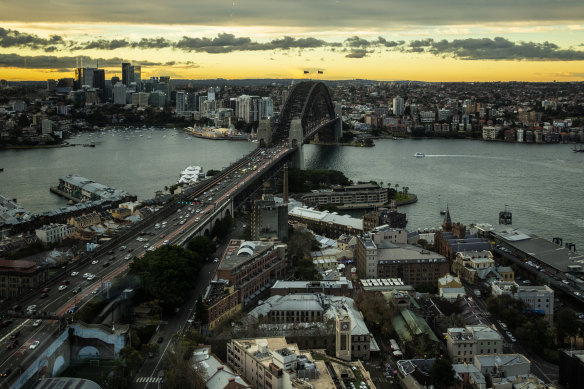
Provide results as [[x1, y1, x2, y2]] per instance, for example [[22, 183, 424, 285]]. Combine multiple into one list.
[[447, 326, 503, 364], [0, 260, 49, 299], [301, 183, 388, 210], [35, 223, 74, 244]]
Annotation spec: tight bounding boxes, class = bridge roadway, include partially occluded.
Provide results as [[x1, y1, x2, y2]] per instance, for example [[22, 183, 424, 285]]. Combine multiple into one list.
[[0, 143, 294, 386]]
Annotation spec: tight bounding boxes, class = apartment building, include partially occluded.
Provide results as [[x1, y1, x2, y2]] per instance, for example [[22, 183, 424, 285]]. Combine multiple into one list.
[[447, 325, 503, 364]]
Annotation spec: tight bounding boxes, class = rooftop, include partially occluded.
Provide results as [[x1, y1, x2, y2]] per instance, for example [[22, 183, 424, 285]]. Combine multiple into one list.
[[289, 206, 363, 231]]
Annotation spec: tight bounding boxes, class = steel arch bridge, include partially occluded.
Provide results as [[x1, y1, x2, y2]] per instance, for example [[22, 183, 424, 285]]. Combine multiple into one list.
[[275, 81, 340, 143]]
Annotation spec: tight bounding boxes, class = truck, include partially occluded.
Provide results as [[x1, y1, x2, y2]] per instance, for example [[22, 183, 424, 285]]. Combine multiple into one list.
[[389, 339, 402, 358]]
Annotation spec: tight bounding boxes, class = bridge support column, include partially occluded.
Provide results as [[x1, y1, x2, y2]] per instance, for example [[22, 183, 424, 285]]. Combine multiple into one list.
[[257, 118, 272, 147], [334, 103, 343, 142], [289, 118, 304, 169]]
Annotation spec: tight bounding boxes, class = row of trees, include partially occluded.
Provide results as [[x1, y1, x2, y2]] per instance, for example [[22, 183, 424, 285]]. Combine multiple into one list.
[[288, 167, 351, 193]]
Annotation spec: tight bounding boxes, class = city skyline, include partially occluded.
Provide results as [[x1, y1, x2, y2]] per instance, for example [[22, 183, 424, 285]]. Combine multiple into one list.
[[1, 0, 584, 82]]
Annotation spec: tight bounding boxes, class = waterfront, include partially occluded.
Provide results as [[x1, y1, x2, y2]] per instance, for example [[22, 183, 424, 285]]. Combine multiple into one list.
[[1, 131, 583, 251]]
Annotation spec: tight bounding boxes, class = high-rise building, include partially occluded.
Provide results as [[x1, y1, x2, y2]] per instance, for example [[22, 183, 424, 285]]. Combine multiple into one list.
[[175, 91, 186, 113], [259, 96, 274, 119], [129, 65, 141, 84], [131, 92, 150, 107], [392, 96, 405, 116], [75, 67, 96, 89], [92, 69, 105, 101], [121, 62, 131, 85], [113, 83, 127, 105], [207, 87, 215, 102], [111, 76, 120, 86]]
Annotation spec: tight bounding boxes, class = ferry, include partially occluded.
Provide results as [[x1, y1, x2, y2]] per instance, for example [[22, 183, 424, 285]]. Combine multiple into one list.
[[414, 152, 425, 158]]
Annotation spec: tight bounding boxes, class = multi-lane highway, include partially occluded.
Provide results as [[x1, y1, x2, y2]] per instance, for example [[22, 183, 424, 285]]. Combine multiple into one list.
[[0, 144, 291, 385]]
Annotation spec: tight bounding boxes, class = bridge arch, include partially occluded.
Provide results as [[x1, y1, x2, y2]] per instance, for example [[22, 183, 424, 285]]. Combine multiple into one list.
[[276, 81, 337, 143], [78, 345, 101, 359], [52, 355, 66, 376]]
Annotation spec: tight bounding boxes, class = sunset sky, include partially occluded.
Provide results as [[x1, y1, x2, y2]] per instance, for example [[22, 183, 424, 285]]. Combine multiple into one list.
[[1, 0, 583, 82]]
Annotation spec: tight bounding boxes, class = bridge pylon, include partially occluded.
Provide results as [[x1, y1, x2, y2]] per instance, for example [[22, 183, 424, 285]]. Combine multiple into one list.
[[289, 117, 304, 169], [257, 118, 272, 147]]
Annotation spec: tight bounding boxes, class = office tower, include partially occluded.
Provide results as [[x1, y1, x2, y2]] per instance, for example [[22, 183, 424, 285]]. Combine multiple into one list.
[[92, 69, 105, 101], [207, 87, 215, 102], [113, 83, 127, 105], [122, 62, 131, 85], [75, 67, 96, 89], [176, 91, 186, 113], [393, 96, 405, 116], [111, 76, 120, 86], [129, 65, 141, 84], [259, 97, 274, 119]]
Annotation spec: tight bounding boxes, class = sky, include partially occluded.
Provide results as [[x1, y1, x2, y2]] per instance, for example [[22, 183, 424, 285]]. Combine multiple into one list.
[[1, 0, 584, 82]]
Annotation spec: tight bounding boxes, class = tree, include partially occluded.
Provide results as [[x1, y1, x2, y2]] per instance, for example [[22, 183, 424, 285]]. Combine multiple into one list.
[[206, 169, 220, 177], [188, 236, 216, 260], [129, 245, 204, 308], [555, 309, 580, 346], [430, 358, 457, 389]]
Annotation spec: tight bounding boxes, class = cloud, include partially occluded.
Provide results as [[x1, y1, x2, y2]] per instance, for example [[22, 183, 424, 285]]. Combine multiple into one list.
[[1, 0, 583, 28], [0, 53, 164, 69], [0, 27, 64, 51], [175, 33, 330, 53], [345, 49, 369, 58], [406, 37, 584, 60]]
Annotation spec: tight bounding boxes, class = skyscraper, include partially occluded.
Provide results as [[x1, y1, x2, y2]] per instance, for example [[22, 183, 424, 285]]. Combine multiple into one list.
[[130, 65, 141, 84], [92, 69, 105, 101], [113, 83, 127, 105], [122, 62, 131, 85], [392, 96, 405, 116], [176, 91, 186, 113]]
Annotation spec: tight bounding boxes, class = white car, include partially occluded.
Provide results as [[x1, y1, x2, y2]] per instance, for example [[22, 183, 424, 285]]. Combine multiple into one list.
[[33, 319, 42, 327], [91, 260, 99, 265], [124, 254, 132, 260], [70, 271, 79, 276], [87, 275, 95, 281], [82, 273, 91, 279], [29, 341, 40, 350], [58, 285, 68, 291], [92, 288, 99, 294], [27, 305, 37, 311]]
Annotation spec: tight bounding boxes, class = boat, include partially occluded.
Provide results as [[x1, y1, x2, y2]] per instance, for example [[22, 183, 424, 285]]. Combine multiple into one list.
[[178, 166, 204, 185], [414, 152, 425, 158], [439, 195, 446, 215]]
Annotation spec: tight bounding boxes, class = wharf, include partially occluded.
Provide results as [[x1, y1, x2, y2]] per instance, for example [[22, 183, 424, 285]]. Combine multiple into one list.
[[49, 187, 81, 203]]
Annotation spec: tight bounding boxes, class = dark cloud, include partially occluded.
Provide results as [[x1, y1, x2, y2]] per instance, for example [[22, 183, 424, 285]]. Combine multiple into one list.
[[0, 53, 164, 69], [0, 27, 64, 51], [376, 37, 404, 47], [406, 37, 584, 61], [1, 0, 582, 28], [345, 49, 369, 58], [345, 36, 371, 48], [174, 33, 330, 53]]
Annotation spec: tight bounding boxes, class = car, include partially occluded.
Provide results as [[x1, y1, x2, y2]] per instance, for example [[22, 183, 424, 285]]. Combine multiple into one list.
[[6, 341, 17, 350], [87, 275, 95, 281], [120, 245, 126, 251], [91, 260, 99, 265], [70, 271, 79, 277], [58, 285, 68, 291], [92, 288, 99, 294], [157, 336, 164, 343], [27, 305, 37, 311], [147, 246, 155, 251], [160, 234, 165, 239], [163, 240, 169, 245], [103, 262, 111, 268], [124, 254, 132, 260], [40, 293, 48, 299], [29, 341, 40, 350], [73, 287, 82, 294], [68, 306, 78, 314], [144, 244, 150, 248], [563, 280, 570, 284], [1, 368, 11, 377], [127, 248, 134, 253], [61, 280, 70, 285], [33, 319, 42, 327], [509, 336, 516, 342], [213, 258, 219, 263], [9, 331, 20, 339], [82, 273, 91, 278]]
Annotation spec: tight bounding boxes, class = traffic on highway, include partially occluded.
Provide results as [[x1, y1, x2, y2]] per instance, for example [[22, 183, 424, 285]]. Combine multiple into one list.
[[0, 143, 291, 385]]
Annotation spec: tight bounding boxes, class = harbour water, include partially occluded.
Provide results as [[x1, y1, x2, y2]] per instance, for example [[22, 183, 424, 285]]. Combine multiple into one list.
[[1, 130, 582, 250]]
